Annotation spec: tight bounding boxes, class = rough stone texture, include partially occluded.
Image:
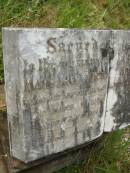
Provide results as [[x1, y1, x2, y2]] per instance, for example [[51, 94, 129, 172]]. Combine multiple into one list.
[[2, 28, 130, 163], [104, 31, 130, 131], [0, 108, 101, 173]]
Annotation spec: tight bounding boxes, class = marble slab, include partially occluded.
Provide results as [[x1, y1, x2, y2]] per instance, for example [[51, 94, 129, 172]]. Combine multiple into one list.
[[2, 28, 130, 162]]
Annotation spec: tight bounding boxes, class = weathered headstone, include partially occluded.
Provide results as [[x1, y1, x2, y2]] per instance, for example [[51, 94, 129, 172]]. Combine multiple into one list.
[[2, 28, 130, 163], [104, 31, 130, 131]]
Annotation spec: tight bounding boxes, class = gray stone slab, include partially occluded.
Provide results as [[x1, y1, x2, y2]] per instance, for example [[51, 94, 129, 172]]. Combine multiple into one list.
[[104, 31, 130, 131], [2, 28, 130, 163]]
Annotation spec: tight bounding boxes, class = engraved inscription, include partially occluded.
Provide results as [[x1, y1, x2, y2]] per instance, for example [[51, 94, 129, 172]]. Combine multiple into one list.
[[21, 30, 109, 161], [5, 29, 127, 163]]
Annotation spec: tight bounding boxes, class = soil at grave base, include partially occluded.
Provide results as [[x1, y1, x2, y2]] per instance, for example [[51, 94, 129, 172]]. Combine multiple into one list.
[[0, 111, 9, 173], [0, 84, 6, 110], [0, 84, 9, 173]]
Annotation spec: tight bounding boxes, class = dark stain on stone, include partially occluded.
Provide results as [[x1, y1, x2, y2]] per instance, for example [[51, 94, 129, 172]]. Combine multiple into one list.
[[82, 131, 86, 141], [47, 122, 54, 148], [60, 118, 66, 147], [99, 100, 103, 118], [60, 101, 65, 112], [8, 122, 12, 151], [108, 47, 114, 63], [111, 43, 130, 129], [92, 38, 98, 59], [12, 116, 20, 133], [72, 118, 78, 145], [14, 83, 21, 135], [46, 145, 49, 155], [79, 75, 91, 96], [67, 49, 76, 84], [60, 127, 65, 139], [23, 102, 33, 159], [101, 48, 108, 57], [23, 95, 45, 158], [87, 127, 92, 140], [46, 99, 50, 112], [44, 66, 51, 88], [101, 41, 114, 64], [82, 96, 90, 116], [94, 121, 101, 136], [32, 117, 44, 149], [32, 94, 39, 114], [39, 58, 45, 85], [23, 60, 34, 91]]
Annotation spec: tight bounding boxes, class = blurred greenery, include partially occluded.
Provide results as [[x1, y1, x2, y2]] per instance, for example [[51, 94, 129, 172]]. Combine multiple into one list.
[[0, 0, 130, 172]]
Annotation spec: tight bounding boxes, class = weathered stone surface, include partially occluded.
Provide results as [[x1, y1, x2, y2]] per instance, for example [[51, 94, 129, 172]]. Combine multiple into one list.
[[104, 31, 130, 131], [2, 28, 130, 163]]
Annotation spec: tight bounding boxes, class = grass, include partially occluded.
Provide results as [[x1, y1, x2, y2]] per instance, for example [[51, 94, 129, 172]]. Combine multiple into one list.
[[57, 129, 130, 173], [83, 129, 130, 173], [0, 0, 130, 172]]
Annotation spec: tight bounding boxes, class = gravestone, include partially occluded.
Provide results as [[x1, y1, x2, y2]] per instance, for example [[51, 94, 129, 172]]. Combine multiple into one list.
[[104, 31, 130, 131], [2, 28, 130, 163]]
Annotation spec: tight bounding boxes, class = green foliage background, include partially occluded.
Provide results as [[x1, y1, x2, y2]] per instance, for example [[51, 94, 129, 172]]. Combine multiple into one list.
[[0, 0, 130, 172]]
